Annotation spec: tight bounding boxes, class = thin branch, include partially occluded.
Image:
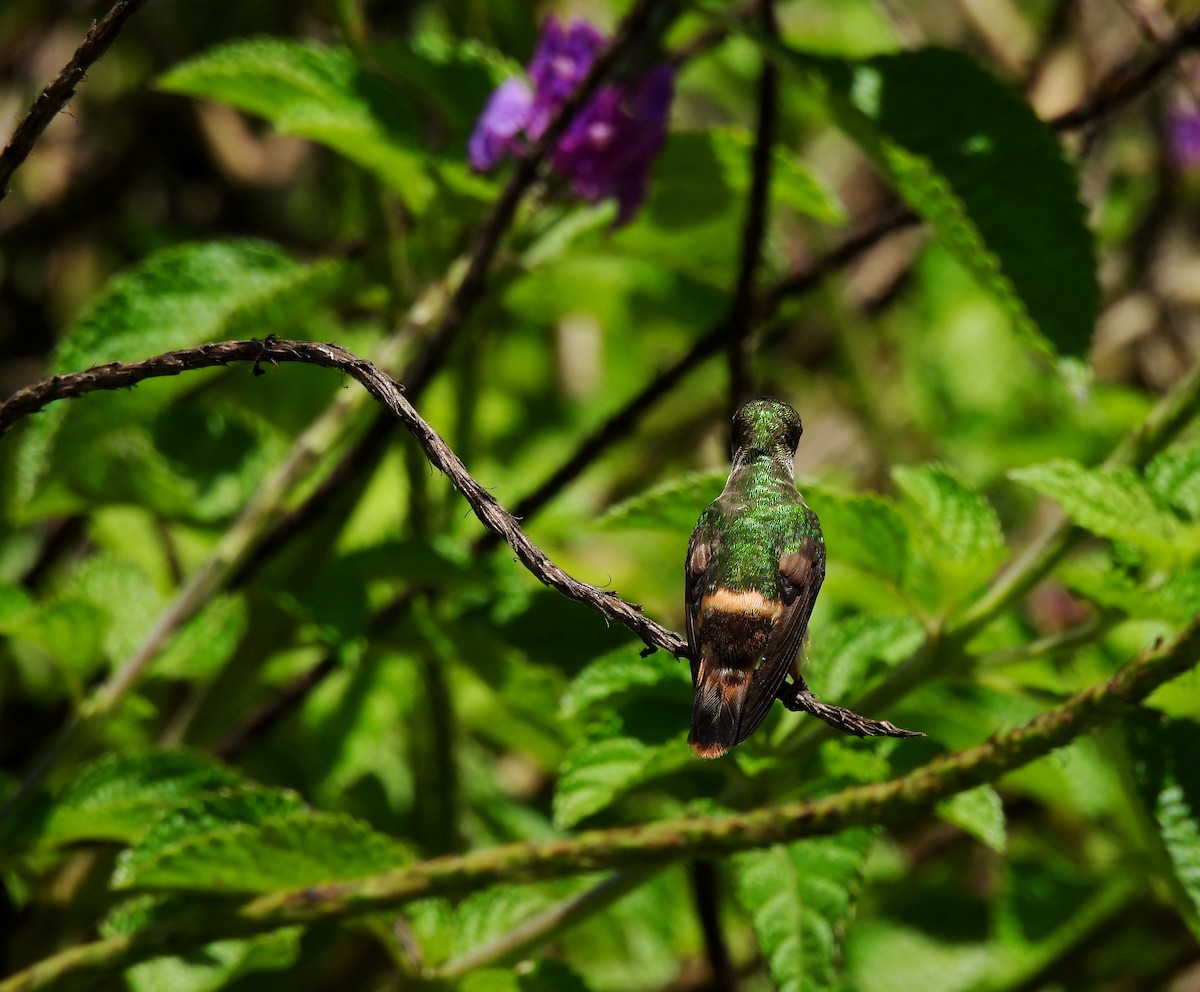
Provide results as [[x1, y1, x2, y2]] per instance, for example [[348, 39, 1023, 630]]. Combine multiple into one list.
[[1049, 16, 1200, 130], [726, 0, 779, 415], [0, 0, 153, 201], [0, 339, 685, 654], [208, 210, 923, 759], [4, 614, 1198, 992], [230, 0, 677, 587]]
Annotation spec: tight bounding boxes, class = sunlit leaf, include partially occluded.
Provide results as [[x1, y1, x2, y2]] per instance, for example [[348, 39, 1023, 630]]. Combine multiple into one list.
[[733, 830, 875, 992], [42, 753, 244, 846], [1010, 460, 1183, 556], [114, 806, 410, 893], [935, 785, 1006, 852], [560, 644, 685, 721], [780, 46, 1098, 356], [14, 240, 343, 515], [553, 736, 689, 829], [600, 470, 724, 534]]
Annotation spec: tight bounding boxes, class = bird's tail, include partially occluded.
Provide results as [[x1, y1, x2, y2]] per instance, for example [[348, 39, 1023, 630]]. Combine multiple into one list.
[[688, 662, 751, 759]]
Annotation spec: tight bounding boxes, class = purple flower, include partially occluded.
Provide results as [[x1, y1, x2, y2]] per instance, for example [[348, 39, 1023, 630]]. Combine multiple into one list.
[[468, 77, 533, 171], [527, 18, 606, 140], [467, 17, 674, 226], [1168, 104, 1200, 170], [552, 64, 675, 224]]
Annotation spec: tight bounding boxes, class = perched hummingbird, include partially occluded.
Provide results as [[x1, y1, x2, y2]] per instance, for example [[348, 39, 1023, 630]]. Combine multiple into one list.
[[685, 398, 824, 759]]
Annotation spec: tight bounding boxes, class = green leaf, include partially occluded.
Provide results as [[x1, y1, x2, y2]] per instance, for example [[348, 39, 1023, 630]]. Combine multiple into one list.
[[113, 808, 410, 893], [112, 787, 306, 887], [808, 486, 909, 589], [0, 585, 35, 631], [805, 614, 925, 703], [893, 464, 1005, 608], [103, 895, 301, 992], [935, 785, 1006, 852], [42, 752, 244, 846], [1009, 460, 1182, 556], [733, 830, 875, 992], [152, 594, 248, 681], [893, 464, 1004, 568], [1059, 552, 1200, 623], [553, 737, 689, 829], [560, 645, 685, 721], [14, 240, 343, 513], [782, 46, 1097, 356], [600, 471, 725, 533], [159, 39, 441, 210], [1125, 717, 1200, 937], [1146, 445, 1200, 522]]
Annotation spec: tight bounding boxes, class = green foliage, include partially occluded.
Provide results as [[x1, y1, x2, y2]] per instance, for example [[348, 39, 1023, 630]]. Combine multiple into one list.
[[1011, 460, 1176, 544], [3, 1, 1199, 990], [786, 46, 1099, 356], [103, 897, 302, 992], [1125, 717, 1200, 937], [158, 38, 499, 213], [733, 830, 875, 992], [40, 752, 245, 846], [935, 785, 1006, 852], [13, 240, 344, 519], [114, 804, 409, 893]]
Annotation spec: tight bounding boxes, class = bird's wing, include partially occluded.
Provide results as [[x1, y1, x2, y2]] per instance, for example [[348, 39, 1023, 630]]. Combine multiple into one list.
[[684, 515, 715, 686], [735, 528, 825, 744]]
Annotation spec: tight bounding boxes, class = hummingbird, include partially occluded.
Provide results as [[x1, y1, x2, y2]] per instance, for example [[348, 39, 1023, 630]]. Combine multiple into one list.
[[685, 397, 825, 759]]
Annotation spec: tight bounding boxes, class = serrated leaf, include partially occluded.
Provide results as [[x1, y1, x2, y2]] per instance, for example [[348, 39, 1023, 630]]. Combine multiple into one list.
[[733, 830, 875, 992], [936, 785, 1006, 852], [601, 470, 726, 533], [1060, 552, 1200, 623], [807, 486, 908, 589], [784, 47, 1098, 356], [112, 787, 306, 886], [1146, 445, 1200, 522], [1125, 717, 1200, 937], [42, 752, 244, 846], [160, 39, 441, 210], [560, 644, 683, 721], [805, 614, 925, 703], [1009, 460, 1183, 556], [14, 240, 343, 513], [893, 464, 1005, 609], [113, 809, 410, 893], [103, 895, 300, 992], [893, 465, 1004, 567], [553, 737, 689, 829]]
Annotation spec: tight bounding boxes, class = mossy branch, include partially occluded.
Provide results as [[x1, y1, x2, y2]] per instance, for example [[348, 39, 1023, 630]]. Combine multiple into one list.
[[2, 611, 1197, 992]]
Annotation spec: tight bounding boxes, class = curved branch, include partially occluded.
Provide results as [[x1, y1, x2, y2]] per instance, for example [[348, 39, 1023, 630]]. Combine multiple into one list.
[[0, 0, 153, 201], [0, 339, 685, 655], [3, 612, 1197, 992]]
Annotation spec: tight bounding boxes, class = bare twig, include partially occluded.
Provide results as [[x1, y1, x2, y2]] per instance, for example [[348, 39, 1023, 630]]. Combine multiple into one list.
[[4, 613, 1198, 992], [0, 340, 686, 654], [0, 0, 153, 201], [726, 0, 779, 415], [1049, 16, 1200, 130]]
